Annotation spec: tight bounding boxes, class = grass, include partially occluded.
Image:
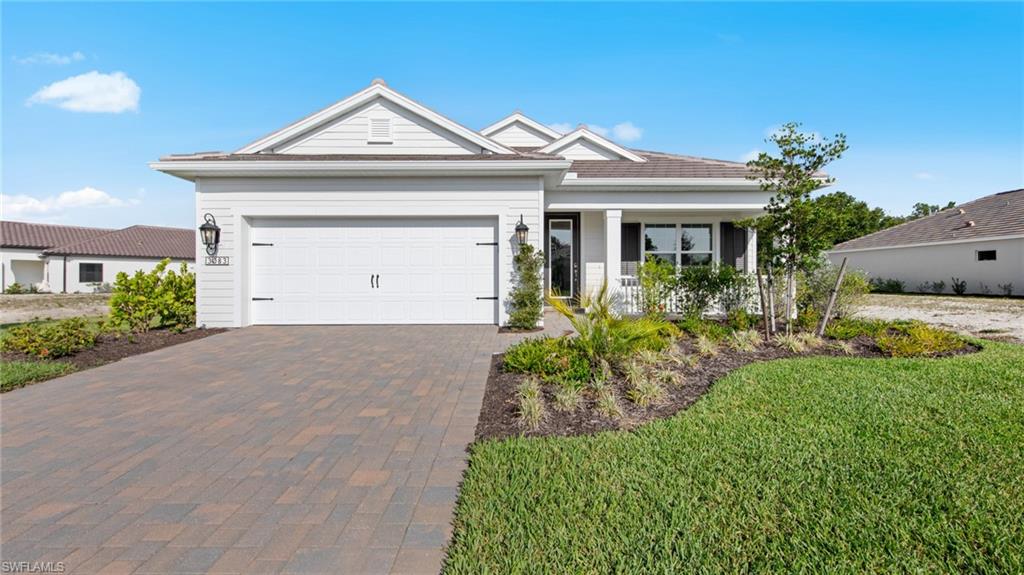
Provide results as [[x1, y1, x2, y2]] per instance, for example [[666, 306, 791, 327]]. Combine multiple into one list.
[[1, 360, 76, 392], [446, 341, 1024, 573]]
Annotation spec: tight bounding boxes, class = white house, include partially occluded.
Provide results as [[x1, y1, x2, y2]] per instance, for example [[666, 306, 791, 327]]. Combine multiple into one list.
[[0, 221, 195, 293], [152, 79, 774, 328], [828, 189, 1023, 295]]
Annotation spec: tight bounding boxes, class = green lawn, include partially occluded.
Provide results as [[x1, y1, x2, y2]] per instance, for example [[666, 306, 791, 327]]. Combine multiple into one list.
[[445, 341, 1024, 573], [0, 360, 76, 392]]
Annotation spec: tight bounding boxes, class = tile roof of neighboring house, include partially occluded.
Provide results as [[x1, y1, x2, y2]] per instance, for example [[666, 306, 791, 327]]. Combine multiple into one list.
[[42, 225, 196, 260], [1, 221, 114, 250], [569, 150, 755, 179], [159, 152, 562, 161], [832, 189, 1024, 251]]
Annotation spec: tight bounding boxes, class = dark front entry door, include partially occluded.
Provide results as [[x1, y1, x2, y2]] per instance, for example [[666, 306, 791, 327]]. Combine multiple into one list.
[[544, 213, 580, 300]]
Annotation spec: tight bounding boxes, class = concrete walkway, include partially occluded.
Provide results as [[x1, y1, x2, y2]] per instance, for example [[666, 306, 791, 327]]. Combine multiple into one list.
[[1, 323, 526, 574]]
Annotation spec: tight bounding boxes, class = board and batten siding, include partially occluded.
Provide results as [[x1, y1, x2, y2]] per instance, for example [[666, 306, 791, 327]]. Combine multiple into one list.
[[488, 123, 557, 148], [829, 238, 1024, 296], [194, 176, 545, 327], [273, 99, 483, 155], [580, 211, 606, 295]]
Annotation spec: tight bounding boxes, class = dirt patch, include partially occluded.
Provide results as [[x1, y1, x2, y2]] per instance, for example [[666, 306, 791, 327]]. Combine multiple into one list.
[[0, 293, 111, 324], [2, 327, 227, 379], [476, 335, 979, 441], [856, 294, 1024, 342]]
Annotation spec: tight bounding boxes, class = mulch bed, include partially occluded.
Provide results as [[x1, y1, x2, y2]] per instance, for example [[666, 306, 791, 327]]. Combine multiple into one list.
[[475, 335, 980, 441], [2, 327, 228, 371]]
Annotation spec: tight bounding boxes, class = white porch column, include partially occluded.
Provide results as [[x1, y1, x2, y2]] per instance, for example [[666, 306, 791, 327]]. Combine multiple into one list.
[[604, 209, 622, 292], [746, 227, 758, 273]]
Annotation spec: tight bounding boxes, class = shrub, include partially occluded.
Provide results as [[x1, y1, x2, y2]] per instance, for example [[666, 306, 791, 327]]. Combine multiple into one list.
[[825, 318, 892, 340], [726, 308, 758, 331], [798, 263, 870, 319], [869, 277, 904, 294], [636, 257, 675, 318], [998, 283, 1014, 296], [929, 281, 946, 294], [548, 282, 678, 368], [728, 329, 762, 352], [774, 333, 806, 353], [626, 379, 666, 407], [655, 369, 681, 387], [829, 340, 855, 355], [795, 332, 824, 350], [977, 282, 992, 295], [503, 336, 590, 385], [0, 317, 97, 358], [516, 378, 546, 431], [109, 259, 195, 332], [695, 334, 718, 357], [677, 317, 730, 341], [623, 361, 648, 386], [950, 277, 967, 296], [595, 388, 623, 419], [4, 283, 25, 295], [89, 282, 114, 294], [507, 244, 545, 330], [675, 265, 750, 319], [551, 386, 582, 413], [876, 323, 968, 357]]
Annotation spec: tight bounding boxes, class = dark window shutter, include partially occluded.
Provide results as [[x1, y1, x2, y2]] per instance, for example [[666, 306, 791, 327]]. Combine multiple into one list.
[[621, 223, 641, 262], [720, 222, 747, 271]]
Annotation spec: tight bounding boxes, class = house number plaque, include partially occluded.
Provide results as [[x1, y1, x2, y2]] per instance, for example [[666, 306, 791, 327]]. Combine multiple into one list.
[[205, 255, 230, 266]]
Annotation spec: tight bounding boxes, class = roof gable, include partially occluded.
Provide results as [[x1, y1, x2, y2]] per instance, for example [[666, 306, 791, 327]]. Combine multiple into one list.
[[480, 112, 561, 148], [237, 80, 514, 155], [1, 221, 114, 250], [538, 127, 646, 162]]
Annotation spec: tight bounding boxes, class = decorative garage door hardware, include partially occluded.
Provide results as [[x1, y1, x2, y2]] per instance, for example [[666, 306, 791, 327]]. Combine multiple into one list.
[[252, 297, 274, 301], [252, 242, 274, 246], [476, 242, 498, 246], [476, 296, 498, 300], [370, 274, 380, 288]]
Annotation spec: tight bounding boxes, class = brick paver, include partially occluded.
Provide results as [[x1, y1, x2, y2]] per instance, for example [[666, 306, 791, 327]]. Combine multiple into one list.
[[1, 324, 510, 574]]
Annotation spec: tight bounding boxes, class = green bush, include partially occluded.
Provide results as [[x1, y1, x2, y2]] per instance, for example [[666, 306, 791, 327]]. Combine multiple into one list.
[[726, 308, 757, 331], [675, 264, 750, 319], [869, 277, 905, 293], [636, 257, 676, 317], [4, 283, 25, 295], [503, 336, 591, 385], [877, 322, 968, 357], [0, 317, 97, 358], [677, 316, 731, 341], [548, 282, 678, 368], [950, 277, 968, 296], [798, 263, 869, 320], [109, 259, 195, 332], [507, 244, 545, 330], [824, 317, 894, 340]]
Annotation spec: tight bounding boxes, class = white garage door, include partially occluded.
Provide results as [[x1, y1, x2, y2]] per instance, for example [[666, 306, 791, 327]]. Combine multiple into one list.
[[250, 217, 498, 325]]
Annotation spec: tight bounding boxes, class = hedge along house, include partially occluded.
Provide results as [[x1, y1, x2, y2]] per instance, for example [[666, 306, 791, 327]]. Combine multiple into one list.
[[152, 80, 776, 328], [0, 221, 195, 293], [828, 188, 1024, 296]]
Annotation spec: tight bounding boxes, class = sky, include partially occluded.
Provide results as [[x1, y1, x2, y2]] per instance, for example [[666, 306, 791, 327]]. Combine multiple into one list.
[[2, 2, 1022, 230]]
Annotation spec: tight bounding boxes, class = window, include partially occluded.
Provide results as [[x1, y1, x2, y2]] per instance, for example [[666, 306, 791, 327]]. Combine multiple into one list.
[[977, 250, 997, 261], [367, 117, 392, 143], [79, 263, 102, 283], [643, 223, 713, 267]]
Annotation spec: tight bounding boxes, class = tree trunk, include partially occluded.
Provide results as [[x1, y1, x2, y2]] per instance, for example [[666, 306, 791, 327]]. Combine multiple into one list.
[[784, 267, 795, 335], [756, 267, 771, 339], [817, 257, 848, 337], [766, 266, 776, 334]]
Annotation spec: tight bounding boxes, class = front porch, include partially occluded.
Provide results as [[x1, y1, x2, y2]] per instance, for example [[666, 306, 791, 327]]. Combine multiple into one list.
[[542, 210, 759, 314]]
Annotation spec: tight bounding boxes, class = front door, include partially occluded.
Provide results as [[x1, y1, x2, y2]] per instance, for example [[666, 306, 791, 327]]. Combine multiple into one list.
[[544, 213, 580, 300]]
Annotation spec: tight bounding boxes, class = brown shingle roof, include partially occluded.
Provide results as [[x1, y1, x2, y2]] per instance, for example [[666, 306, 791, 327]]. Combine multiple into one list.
[[43, 225, 196, 260], [832, 189, 1024, 251], [569, 150, 755, 179], [1, 221, 114, 250]]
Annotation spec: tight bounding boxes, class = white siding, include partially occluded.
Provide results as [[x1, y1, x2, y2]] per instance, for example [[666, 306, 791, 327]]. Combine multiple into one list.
[[488, 122, 556, 148], [550, 139, 622, 160], [1, 248, 45, 291], [580, 211, 606, 296], [195, 176, 544, 327], [274, 98, 483, 155], [47, 257, 192, 293], [829, 238, 1024, 295]]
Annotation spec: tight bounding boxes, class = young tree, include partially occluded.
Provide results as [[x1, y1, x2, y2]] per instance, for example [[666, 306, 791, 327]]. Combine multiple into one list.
[[741, 123, 848, 333], [507, 244, 545, 329]]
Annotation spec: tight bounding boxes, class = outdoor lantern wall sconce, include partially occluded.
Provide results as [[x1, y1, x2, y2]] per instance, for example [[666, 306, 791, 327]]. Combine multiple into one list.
[[514, 214, 529, 245], [199, 213, 221, 255]]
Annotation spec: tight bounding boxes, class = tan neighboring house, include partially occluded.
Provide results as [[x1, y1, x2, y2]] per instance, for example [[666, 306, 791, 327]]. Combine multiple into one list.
[[1, 221, 195, 293], [828, 189, 1024, 295]]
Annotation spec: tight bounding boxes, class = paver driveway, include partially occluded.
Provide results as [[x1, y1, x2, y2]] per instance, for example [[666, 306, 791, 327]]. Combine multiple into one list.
[[1, 325, 506, 574]]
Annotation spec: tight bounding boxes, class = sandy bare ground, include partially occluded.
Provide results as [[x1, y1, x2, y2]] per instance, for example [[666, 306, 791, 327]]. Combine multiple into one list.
[[854, 293, 1024, 342], [0, 293, 110, 324]]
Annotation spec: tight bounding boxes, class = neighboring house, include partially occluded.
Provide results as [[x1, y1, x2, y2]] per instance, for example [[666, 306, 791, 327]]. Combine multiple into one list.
[[828, 189, 1023, 295], [0, 221, 195, 293], [152, 79, 776, 327]]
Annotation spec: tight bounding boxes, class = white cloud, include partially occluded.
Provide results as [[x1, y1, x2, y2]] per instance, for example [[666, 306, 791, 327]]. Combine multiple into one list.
[[547, 122, 573, 135], [587, 124, 610, 137], [914, 172, 935, 180], [1, 187, 138, 218], [13, 51, 85, 65], [28, 71, 140, 113], [741, 149, 763, 163], [611, 122, 643, 142]]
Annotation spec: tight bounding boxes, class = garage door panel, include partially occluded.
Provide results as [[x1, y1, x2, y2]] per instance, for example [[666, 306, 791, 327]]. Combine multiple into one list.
[[251, 217, 496, 325]]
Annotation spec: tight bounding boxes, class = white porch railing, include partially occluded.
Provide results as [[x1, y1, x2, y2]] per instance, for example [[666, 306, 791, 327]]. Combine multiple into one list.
[[617, 261, 760, 317]]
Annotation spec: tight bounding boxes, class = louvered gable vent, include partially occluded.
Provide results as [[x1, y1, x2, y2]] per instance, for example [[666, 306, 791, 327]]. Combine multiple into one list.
[[368, 117, 392, 143]]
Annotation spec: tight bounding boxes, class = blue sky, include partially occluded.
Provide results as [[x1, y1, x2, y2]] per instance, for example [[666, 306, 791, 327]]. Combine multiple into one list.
[[3, 2, 1022, 229]]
